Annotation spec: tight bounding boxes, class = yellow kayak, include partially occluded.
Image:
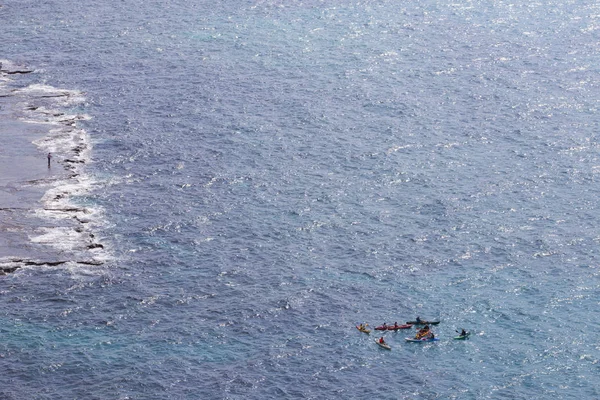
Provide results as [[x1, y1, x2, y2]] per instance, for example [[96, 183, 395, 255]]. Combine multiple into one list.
[[356, 325, 371, 334]]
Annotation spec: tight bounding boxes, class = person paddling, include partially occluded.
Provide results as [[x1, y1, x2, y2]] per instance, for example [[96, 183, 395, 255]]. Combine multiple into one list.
[[416, 325, 430, 339]]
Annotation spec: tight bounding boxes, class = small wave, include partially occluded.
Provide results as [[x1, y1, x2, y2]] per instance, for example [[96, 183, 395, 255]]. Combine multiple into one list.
[[12, 84, 86, 106]]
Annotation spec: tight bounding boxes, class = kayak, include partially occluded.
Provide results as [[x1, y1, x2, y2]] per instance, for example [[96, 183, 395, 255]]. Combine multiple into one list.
[[375, 326, 389, 331], [356, 325, 371, 334], [454, 332, 470, 340], [387, 324, 413, 330], [376, 340, 391, 350], [406, 320, 440, 325], [405, 337, 439, 343]]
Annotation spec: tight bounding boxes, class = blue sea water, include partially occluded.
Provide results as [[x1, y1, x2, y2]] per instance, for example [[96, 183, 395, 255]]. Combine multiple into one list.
[[1, 0, 600, 398]]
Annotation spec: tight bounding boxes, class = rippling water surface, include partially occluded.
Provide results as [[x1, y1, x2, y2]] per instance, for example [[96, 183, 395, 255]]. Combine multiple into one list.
[[1, 0, 600, 398]]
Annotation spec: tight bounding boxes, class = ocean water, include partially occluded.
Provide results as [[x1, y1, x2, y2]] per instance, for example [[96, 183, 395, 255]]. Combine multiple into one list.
[[1, 0, 600, 398]]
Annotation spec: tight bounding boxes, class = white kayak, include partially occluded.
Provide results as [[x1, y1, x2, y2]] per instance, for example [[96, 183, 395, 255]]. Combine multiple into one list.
[[376, 340, 391, 350], [405, 337, 439, 343]]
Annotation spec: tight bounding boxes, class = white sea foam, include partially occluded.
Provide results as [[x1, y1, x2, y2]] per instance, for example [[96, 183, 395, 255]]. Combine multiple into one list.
[[30, 226, 89, 251], [12, 84, 86, 106]]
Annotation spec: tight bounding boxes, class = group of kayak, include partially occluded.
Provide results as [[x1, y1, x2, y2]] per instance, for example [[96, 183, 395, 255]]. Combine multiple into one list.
[[356, 317, 470, 350]]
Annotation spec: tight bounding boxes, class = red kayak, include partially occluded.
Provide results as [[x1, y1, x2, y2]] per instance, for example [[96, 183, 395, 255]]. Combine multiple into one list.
[[376, 324, 412, 331], [388, 324, 412, 330]]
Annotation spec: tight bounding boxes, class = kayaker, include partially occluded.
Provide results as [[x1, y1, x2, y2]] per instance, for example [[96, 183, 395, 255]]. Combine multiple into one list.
[[379, 337, 386, 344], [393, 322, 399, 329], [460, 329, 467, 336], [416, 316, 422, 324], [382, 322, 388, 329], [416, 325, 430, 339]]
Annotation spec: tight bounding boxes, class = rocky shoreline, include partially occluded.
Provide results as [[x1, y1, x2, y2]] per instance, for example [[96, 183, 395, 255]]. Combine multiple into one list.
[[0, 61, 107, 274]]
